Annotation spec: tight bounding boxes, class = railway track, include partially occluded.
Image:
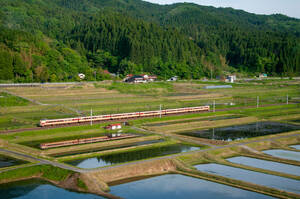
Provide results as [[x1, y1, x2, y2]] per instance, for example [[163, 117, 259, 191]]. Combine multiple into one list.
[[0, 102, 295, 134], [0, 110, 209, 134], [0, 111, 204, 134]]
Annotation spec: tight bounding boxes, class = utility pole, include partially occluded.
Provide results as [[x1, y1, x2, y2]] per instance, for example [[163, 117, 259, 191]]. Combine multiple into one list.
[[257, 96, 259, 108], [160, 104, 162, 118], [287, 94, 289, 105], [90, 108, 93, 126], [213, 100, 215, 113]]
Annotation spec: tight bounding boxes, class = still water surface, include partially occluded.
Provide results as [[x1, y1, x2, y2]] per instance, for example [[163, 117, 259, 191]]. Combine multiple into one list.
[[263, 149, 300, 161], [110, 174, 275, 199], [145, 115, 242, 127], [227, 156, 300, 176], [290, 145, 300, 150], [195, 163, 300, 194], [180, 122, 300, 141], [52, 139, 165, 157], [66, 144, 200, 168], [0, 179, 106, 199], [0, 155, 27, 168]]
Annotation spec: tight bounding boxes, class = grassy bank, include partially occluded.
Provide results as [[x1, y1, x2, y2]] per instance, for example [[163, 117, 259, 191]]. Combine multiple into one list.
[[0, 164, 73, 184]]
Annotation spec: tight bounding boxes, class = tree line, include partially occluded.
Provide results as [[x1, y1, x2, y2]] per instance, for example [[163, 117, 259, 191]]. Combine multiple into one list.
[[0, 0, 299, 82]]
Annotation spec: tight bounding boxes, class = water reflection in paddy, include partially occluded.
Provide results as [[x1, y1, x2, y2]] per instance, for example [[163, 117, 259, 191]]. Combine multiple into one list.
[[180, 122, 300, 141], [52, 139, 165, 157], [195, 163, 300, 194], [0, 155, 27, 168], [263, 149, 300, 161], [290, 145, 300, 150], [145, 115, 243, 127], [0, 179, 106, 199], [110, 174, 275, 199], [227, 156, 300, 176], [66, 144, 200, 169]]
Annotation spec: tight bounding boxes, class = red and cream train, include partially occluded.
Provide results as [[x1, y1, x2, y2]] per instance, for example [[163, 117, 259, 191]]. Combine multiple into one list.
[[39, 106, 210, 127]]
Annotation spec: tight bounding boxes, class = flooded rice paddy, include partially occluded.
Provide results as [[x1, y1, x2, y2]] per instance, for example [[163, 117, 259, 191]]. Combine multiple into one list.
[[65, 144, 200, 169], [263, 149, 300, 161], [227, 156, 300, 176], [110, 174, 275, 199], [52, 139, 165, 157], [145, 115, 243, 127], [290, 145, 300, 150], [21, 132, 142, 149], [180, 121, 300, 141], [0, 179, 106, 199], [195, 163, 300, 194], [0, 155, 27, 168], [289, 118, 300, 123]]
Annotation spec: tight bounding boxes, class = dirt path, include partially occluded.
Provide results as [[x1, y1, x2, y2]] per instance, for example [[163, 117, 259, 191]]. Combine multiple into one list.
[[0, 148, 86, 173], [84, 130, 300, 172], [0, 127, 299, 174]]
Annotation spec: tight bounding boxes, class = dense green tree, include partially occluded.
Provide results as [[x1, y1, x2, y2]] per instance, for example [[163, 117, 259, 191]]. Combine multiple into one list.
[[13, 54, 27, 77], [0, 50, 14, 80], [0, 0, 299, 82]]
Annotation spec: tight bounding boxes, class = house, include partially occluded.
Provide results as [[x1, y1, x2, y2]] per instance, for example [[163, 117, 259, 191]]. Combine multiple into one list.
[[123, 74, 133, 82], [147, 75, 157, 82], [167, 76, 178, 81], [259, 73, 268, 78], [141, 74, 148, 79], [105, 123, 122, 130], [225, 75, 236, 83], [141, 74, 157, 82], [124, 74, 157, 83], [78, 73, 85, 80], [125, 75, 147, 83]]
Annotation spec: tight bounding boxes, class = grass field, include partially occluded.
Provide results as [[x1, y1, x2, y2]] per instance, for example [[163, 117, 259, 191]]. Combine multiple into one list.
[[0, 164, 73, 183], [0, 92, 30, 107], [0, 79, 299, 199], [0, 79, 299, 161], [0, 79, 299, 130]]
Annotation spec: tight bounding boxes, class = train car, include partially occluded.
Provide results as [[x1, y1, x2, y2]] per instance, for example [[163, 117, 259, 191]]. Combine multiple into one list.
[[110, 112, 139, 120], [139, 110, 161, 117], [39, 117, 80, 126], [39, 106, 210, 127]]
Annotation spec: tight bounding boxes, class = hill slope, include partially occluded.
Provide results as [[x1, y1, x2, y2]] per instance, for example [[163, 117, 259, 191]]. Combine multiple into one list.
[[0, 0, 299, 82]]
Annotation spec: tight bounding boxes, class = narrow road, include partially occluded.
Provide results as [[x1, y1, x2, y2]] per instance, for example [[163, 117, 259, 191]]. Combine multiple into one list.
[[0, 148, 85, 173], [0, 129, 299, 174], [87, 129, 300, 172]]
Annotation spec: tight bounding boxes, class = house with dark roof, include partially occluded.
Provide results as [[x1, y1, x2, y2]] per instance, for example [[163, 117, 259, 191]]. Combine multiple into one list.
[[123, 74, 157, 83]]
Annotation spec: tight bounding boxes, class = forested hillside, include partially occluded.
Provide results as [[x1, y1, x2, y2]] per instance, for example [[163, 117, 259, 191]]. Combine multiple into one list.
[[0, 0, 299, 82]]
